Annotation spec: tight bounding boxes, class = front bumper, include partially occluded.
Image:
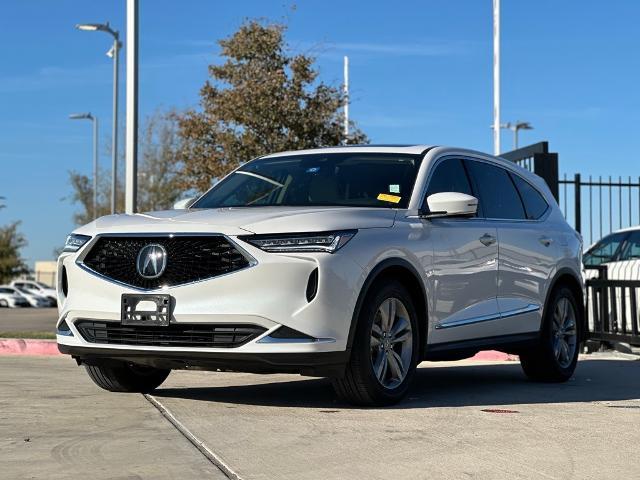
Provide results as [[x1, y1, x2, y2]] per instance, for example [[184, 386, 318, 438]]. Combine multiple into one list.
[[58, 343, 348, 377], [56, 235, 365, 369]]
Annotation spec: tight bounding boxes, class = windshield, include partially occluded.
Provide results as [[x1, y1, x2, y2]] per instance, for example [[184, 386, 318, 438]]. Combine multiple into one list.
[[192, 153, 422, 209]]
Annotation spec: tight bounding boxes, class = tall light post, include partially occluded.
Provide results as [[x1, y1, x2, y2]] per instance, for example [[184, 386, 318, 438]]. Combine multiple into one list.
[[76, 22, 120, 215], [492, 0, 501, 155], [501, 121, 533, 150], [125, 0, 139, 214], [343, 55, 349, 140], [69, 113, 99, 220]]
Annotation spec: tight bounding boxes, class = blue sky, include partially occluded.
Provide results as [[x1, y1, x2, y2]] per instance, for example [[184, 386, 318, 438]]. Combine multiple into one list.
[[1, 0, 639, 265]]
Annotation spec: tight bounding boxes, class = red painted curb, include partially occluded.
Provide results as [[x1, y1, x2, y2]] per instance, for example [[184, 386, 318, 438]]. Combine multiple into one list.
[[0, 338, 60, 356], [472, 350, 518, 361]]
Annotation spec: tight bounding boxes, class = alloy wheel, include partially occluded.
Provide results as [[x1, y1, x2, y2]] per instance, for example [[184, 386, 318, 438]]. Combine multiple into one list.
[[552, 296, 578, 368], [370, 297, 413, 389]]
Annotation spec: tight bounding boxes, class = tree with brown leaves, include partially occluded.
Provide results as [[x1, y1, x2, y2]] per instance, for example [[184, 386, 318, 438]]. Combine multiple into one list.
[[176, 20, 368, 192]]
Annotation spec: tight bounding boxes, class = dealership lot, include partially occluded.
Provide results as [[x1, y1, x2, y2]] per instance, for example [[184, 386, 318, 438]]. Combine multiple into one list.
[[2, 355, 640, 479], [0, 308, 57, 334]]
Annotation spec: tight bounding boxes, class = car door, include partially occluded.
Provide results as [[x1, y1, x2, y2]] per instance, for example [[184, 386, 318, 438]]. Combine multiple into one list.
[[465, 160, 554, 335], [422, 157, 500, 344]]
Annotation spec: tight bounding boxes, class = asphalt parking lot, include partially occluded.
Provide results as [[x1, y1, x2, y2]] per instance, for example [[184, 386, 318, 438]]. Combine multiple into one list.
[[2, 355, 640, 479], [0, 307, 57, 334]]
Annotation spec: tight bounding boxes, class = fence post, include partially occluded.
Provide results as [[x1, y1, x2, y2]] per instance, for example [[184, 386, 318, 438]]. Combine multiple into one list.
[[574, 173, 581, 233], [533, 152, 559, 202]]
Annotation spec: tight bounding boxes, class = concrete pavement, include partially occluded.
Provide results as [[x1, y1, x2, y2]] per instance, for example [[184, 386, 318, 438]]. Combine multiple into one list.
[[2, 355, 640, 479], [0, 356, 224, 479]]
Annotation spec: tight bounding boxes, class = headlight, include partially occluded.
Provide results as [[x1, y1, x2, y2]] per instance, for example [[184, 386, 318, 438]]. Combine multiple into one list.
[[240, 230, 357, 253], [63, 234, 91, 253]]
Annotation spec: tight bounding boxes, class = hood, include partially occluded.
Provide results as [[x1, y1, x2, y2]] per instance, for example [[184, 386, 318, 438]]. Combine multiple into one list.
[[82, 207, 397, 236]]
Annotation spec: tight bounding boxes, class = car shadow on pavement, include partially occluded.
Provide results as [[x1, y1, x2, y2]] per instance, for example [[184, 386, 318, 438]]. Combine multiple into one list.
[[153, 359, 640, 409]]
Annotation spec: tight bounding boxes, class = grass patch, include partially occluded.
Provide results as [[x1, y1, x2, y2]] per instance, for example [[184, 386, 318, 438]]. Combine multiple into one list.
[[0, 331, 56, 340]]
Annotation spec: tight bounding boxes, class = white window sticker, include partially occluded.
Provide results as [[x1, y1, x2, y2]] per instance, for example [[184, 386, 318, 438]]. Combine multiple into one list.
[[389, 184, 400, 193]]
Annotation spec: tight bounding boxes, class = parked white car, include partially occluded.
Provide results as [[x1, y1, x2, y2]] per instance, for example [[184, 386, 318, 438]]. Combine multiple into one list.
[[10, 280, 57, 305], [583, 227, 640, 278], [2, 285, 51, 308], [56, 145, 584, 406], [583, 227, 640, 333], [0, 287, 31, 308]]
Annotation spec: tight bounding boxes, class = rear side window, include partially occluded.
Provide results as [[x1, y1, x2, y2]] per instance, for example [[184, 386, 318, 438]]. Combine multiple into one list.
[[583, 232, 627, 266], [511, 174, 549, 220], [464, 161, 525, 219], [424, 158, 473, 200], [619, 231, 640, 261]]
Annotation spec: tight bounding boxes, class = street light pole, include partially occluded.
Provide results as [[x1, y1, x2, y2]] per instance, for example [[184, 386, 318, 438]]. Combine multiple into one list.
[[125, 0, 139, 214], [75, 22, 120, 215], [500, 121, 533, 150], [110, 38, 120, 214], [343, 55, 349, 140], [69, 113, 99, 219], [493, 0, 500, 155]]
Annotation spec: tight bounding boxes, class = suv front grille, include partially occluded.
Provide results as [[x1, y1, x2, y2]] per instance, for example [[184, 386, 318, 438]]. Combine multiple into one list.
[[81, 235, 251, 289], [75, 321, 266, 348]]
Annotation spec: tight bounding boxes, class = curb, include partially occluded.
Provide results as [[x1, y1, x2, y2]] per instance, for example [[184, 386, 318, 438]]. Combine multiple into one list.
[[471, 350, 518, 362], [0, 339, 516, 362], [0, 338, 60, 356]]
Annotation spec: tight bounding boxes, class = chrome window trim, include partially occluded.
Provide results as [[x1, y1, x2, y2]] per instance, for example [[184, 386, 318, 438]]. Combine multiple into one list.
[[435, 303, 540, 330], [75, 232, 258, 292]]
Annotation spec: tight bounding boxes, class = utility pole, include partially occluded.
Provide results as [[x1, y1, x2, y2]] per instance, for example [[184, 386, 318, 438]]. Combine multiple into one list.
[[493, 0, 500, 155], [125, 0, 138, 214], [109, 36, 120, 214], [75, 22, 120, 214], [343, 55, 349, 140], [69, 113, 98, 219]]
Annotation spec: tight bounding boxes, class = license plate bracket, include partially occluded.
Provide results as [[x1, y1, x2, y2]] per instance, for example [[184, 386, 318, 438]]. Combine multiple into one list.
[[121, 294, 172, 326]]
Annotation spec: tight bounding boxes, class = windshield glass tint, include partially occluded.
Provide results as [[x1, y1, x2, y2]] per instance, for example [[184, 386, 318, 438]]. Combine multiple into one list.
[[193, 153, 421, 209]]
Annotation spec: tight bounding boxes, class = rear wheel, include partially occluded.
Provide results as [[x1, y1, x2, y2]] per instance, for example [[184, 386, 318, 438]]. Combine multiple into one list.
[[85, 362, 170, 393], [0, 300, 7, 308], [520, 286, 580, 382], [332, 281, 419, 406]]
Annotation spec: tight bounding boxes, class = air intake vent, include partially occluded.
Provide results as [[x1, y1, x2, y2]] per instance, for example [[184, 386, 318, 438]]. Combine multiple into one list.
[[81, 235, 251, 290], [75, 321, 266, 348]]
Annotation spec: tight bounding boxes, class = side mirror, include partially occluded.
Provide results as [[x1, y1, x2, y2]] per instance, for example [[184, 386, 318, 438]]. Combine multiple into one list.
[[423, 192, 478, 218], [173, 197, 197, 210]]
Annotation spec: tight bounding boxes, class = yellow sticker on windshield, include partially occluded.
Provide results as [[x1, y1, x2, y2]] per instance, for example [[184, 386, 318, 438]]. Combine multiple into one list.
[[377, 193, 401, 204]]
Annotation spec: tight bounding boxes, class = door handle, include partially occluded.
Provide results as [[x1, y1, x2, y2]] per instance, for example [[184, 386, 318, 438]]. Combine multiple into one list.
[[539, 236, 553, 247], [479, 233, 496, 247]]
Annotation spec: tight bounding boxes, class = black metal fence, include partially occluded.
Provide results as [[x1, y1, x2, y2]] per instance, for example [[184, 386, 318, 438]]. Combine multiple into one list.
[[502, 142, 640, 246], [585, 265, 640, 346], [559, 175, 640, 247]]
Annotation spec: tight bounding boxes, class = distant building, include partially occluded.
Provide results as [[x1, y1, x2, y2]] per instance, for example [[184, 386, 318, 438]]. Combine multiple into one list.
[[34, 261, 57, 287]]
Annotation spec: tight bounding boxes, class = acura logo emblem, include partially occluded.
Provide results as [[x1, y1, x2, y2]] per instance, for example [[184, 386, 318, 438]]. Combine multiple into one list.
[[136, 244, 167, 279]]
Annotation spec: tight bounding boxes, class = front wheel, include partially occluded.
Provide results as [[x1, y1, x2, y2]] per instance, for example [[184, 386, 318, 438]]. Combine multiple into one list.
[[85, 362, 170, 393], [520, 286, 581, 382], [332, 281, 419, 406]]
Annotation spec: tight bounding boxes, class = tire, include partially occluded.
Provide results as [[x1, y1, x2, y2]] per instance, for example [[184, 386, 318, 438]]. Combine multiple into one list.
[[0, 300, 7, 308], [332, 281, 419, 406], [520, 286, 581, 382], [85, 363, 170, 393]]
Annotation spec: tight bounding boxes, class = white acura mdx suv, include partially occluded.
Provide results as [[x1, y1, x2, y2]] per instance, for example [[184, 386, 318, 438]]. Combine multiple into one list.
[[57, 145, 584, 406]]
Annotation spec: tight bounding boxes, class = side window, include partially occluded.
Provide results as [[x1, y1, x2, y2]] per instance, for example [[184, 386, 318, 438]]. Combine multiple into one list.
[[619, 231, 640, 261], [464, 161, 526, 219], [511, 174, 549, 220], [583, 232, 627, 266], [424, 158, 473, 207]]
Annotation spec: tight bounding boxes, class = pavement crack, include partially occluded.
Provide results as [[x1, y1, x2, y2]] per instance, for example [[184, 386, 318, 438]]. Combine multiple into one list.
[[143, 393, 243, 480]]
